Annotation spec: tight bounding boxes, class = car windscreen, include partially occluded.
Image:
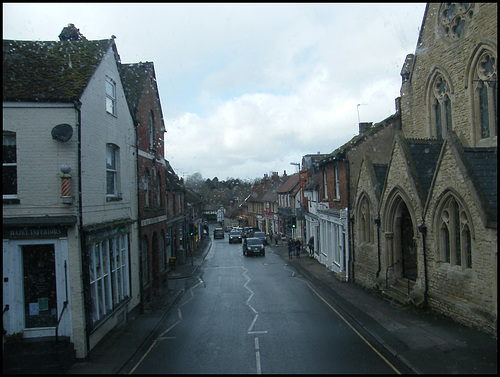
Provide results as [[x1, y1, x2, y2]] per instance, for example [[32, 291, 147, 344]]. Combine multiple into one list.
[[247, 238, 262, 245], [229, 232, 241, 236]]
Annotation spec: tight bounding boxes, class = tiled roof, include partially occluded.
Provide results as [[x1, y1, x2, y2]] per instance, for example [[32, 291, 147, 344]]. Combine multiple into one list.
[[277, 173, 300, 194], [3, 39, 113, 102], [464, 147, 497, 220], [407, 139, 443, 199], [262, 177, 287, 202]]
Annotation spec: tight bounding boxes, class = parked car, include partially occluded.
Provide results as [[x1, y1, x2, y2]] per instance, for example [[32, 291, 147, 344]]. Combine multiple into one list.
[[253, 231, 267, 245], [213, 228, 225, 239], [229, 231, 243, 244], [244, 226, 254, 238], [243, 237, 265, 256]]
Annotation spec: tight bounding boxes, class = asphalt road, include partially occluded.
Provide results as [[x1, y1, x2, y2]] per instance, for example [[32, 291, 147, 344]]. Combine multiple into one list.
[[123, 235, 410, 374]]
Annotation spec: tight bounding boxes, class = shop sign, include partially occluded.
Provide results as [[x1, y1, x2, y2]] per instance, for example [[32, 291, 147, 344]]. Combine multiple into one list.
[[4, 226, 67, 239]]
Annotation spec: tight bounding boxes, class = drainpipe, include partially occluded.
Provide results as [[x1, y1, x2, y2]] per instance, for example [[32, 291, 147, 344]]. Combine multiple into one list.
[[74, 100, 90, 356], [133, 116, 144, 312], [418, 223, 428, 305], [375, 215, 381, 279]]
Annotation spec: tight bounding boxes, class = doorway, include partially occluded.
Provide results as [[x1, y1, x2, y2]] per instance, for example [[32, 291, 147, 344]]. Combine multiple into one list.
[[22, 244, 57, 328], [398, 201, 417, 281]]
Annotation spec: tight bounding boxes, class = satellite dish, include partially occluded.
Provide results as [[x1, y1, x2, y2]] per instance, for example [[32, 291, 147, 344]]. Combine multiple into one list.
[[51, 124, 73, 142]]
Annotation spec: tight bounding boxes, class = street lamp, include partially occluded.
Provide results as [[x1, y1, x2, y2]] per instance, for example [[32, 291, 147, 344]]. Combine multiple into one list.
[[290, 162, 300, 173]]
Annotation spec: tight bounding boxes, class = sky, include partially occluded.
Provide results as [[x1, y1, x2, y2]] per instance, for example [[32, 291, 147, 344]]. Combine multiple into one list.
[[3, 3, 427, 181]]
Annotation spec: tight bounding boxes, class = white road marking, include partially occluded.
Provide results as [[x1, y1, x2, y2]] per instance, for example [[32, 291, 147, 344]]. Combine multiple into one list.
[[255, 337, 262, 374]]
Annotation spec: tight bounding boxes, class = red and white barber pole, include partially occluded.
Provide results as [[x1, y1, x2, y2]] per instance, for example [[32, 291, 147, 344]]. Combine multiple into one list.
[[60, 163, 72, 204]]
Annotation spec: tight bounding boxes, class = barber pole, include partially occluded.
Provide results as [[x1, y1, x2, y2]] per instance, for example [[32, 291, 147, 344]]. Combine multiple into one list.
[[60, 163, 73, 204]]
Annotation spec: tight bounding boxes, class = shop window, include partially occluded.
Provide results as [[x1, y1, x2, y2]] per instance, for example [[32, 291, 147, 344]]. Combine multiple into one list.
[[3, 131, 18, 201]]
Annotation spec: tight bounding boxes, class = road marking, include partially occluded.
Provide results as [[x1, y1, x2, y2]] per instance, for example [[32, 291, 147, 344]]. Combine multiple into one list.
[[128, 340, 157, 374], [304, 281, 401, 374], [255, 337, 262, 374]]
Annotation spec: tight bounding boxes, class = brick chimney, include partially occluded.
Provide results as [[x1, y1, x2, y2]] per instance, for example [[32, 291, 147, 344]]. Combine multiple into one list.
[[359, 122, 372, 134], [59, 24, 87, 41]]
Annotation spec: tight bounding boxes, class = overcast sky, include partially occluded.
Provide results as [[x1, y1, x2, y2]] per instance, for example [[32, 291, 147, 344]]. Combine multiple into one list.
[[3, 3, 426, 181]]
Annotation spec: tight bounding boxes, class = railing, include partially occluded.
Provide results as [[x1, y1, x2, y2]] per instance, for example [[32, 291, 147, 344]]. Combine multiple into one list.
[[385, 259, 400, 289], [55, 261, 69, 344]]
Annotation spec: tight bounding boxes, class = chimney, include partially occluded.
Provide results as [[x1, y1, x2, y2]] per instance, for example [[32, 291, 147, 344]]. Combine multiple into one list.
[[59, 23, 87, 41], [359, 122, 372, 134], [283, 170, 287, 177]]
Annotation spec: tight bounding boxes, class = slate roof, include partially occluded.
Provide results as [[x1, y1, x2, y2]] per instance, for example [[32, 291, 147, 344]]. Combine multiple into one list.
[[261, 177, 288, 203], [3, 39, 114, 102], [407, 139, 443, 199], [463, 147, 497, 221], [120, 62, 154, 113], [373, 163, 389, 196]]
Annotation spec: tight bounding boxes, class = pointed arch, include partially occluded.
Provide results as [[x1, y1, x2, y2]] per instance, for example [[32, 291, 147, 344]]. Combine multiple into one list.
[[424, 67, 454, 139], [383, 187, 418, 281], [433, 190, 474, 269], [466, 42, 497, 146], [356, 192, 374, 245]]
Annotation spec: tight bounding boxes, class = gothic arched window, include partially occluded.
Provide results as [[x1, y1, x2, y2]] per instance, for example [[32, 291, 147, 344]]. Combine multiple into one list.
[[437, 194, 472, 269], [429, 73, 453, 139], [358, 195, 373, 244], [471, 50, 497, 143]]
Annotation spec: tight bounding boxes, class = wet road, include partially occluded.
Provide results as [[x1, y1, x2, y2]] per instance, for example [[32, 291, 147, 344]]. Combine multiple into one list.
[[123, 235, 408, 374]]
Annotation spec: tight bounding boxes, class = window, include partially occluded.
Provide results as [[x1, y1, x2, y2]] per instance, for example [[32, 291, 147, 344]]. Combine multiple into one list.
[[106, 77, 116, 115], [437, 194, 472, 269], [3, 131, 18, 199], [471, 50, 497, 142], [323, 169, 328, 200], [89, 233, 130, 325], [156, 171, 161, 207], [144, 168, 150, 207], [358, 195, 373, 244], [149, 110, 155, 150], [106, 144, 119, 197], [429, 73, 453, 139], [334, 164, 340, 200]]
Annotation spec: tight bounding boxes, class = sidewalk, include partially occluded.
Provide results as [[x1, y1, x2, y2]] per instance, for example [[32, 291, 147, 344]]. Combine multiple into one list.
[[67, 237, 213, 374], [273, 242, 497, 374], [68, 238, 497, 374]]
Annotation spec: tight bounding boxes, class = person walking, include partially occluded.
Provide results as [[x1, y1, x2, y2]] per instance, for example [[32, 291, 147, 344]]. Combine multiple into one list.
[[275, 232, 279, 246], [308, 236, 314, 258], [295, 239, 301, 258], [288, 238, 293, 259]]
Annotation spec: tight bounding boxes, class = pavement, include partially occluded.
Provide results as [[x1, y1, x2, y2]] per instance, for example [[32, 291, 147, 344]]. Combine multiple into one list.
[[67, 237, 497, 374]]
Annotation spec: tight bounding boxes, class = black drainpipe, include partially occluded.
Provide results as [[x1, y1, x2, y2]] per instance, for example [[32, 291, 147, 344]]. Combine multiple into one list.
[[133, 115, 144, 313], [375, 215, 381, 279], [74, 100, 91, 357], [418, 223, 428, 305]]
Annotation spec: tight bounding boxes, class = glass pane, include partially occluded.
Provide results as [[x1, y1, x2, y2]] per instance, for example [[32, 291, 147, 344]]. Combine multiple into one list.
[[106, 147, 116, 169], [3, 135, 16, 163], [106, 171, 116, 195], [2, 165, 17, 195], [95, 244, 101, 278], [480, 84, 490, 138], [23, 244, 57, 328], [106, 97, 115, 114], [106, 79, 115, 97]]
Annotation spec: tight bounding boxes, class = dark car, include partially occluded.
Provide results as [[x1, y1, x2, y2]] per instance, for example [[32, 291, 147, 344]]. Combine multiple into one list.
[[244, 226, 254, 238], [253, 231, 267, 245], [229, 231, 243, 244], [243, 237, 265, 256], [213, 228, 224, 239]]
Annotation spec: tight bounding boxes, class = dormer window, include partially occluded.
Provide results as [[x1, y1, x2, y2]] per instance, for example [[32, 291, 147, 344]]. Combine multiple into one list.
[[106, 77, 116, 115]]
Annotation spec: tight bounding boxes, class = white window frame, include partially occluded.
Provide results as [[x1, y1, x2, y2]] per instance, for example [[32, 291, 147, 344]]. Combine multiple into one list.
[[106, 144, 119, 197], [106, 76, 116, 115], [334, 164, 340, 200], [3, 131, 18, 199], [88, 233, 130, 326]]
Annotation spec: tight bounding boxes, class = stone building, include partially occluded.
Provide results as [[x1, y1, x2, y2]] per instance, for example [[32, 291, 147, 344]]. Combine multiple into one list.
[[353, 3, 497, 335]]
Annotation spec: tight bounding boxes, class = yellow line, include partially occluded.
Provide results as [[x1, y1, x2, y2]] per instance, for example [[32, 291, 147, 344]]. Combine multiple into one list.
[[305, 281, 401, 374], [128, 340, 157, 374]]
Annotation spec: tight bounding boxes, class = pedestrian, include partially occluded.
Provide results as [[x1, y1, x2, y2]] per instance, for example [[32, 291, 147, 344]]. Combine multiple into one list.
[[288, 238, 293, 259], [295, 239, 301, 258], [275, 233, 279, 246], [308, 236, 314, 258]]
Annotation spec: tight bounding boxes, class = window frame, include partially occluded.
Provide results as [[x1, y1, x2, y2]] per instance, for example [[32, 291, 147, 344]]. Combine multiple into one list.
[[106, 143, 120, 198], [436, 194, 473, 269], [428, 72, 453, 139], [88, 233, 130, 326], [106, 76, 116, 116], [3, 131, 19, 201]]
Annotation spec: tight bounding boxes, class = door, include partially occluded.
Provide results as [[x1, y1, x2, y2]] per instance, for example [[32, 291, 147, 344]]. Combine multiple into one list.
[[22, 244, 58, 328], [399, 204, 417, 281]]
